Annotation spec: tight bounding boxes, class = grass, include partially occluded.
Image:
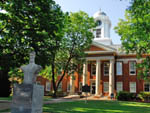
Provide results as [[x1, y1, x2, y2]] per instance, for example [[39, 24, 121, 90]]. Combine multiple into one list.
[[0, 96, 51, 101], [43, 100, 150, 113], [0, 97, 150, 113], [43, 96, 52, 101], [0, 96, 12, 101]]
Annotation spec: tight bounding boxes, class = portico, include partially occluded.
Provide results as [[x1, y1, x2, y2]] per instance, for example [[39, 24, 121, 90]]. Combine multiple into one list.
[[82, 56, 115, 96]]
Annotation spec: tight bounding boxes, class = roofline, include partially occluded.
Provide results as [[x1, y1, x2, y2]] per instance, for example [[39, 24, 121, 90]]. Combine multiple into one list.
[[85, 51, 115, 54], [92, 41, 116, 51]]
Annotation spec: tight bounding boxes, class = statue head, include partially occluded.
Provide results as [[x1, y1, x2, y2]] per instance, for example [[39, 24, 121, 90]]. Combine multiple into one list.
[[29, 51, 35, 63]]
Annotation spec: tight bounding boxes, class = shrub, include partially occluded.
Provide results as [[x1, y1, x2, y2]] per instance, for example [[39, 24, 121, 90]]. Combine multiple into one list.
[[138, 92, 150, 102], [56, 91, 64, 97], [117, 91, 137, 101]]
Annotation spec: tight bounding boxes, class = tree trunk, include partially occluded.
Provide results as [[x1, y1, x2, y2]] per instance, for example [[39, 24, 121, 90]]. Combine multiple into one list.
[[51, 55, 57, 98], [0, 70, 11, 97]]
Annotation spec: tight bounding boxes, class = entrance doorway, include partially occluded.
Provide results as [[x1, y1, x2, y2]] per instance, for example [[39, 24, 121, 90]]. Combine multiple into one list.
[[91, 82, 96, 94]]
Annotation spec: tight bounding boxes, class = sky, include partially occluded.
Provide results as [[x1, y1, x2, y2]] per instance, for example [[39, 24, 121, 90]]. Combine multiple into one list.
[[54, 0, 131, 44]]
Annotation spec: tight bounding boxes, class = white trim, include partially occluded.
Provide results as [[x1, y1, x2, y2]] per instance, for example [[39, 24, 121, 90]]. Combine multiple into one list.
[[104, 62, 109, 76], [46, 81, 51, 91], [58, 82, 62, 91], [85, 51, 114, 54], [116, 62, 123, 76], [67, 83, 70, 92], [90, 81, 96, 94], [104, 82, 109, 93], [130, 82, 136, 93], [116, 59, 142, 64], [129, 61, 136, 75], [79, 82, 82, 92], [144, 82, 150, 92], [92, 41, 116, 51], [91, 62, 96, 76], [86, 56, 114, 61], [116, 82, 123, 92]]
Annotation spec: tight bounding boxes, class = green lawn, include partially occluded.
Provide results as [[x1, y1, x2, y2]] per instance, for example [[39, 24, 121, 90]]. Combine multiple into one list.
[[43, 100, 150, 113], [0, 99, 150, 113], [0, 96, 51, 101], [0, 96, 12, 101]]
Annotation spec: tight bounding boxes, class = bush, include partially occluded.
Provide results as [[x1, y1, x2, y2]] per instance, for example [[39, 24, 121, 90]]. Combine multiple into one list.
[[56, 91, 64, 97], [138, 92, 150, 102], [117, 91, 137, 101]]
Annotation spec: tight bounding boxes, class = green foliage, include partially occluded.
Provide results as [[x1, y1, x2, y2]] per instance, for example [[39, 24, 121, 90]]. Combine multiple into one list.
[[117, 91, 137, 101], [138, 92, 150, 101], [53, 11, 96, 91], [0, 0, 66, 97], [115, 0, 150, 80], [8, 68, 23, 84], [0, 0, 66, 70]]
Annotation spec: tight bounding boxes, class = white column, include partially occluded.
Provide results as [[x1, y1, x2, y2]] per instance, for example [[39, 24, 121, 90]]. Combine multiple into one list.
[[83, 61, 87, 86], [96, 60, 101, 95], [109, 59, 115, 96], [70, 76, 75, 95]]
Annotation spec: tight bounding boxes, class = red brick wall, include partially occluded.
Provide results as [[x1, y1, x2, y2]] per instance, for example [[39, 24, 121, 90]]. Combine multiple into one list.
[[37, 56, 146, 95]]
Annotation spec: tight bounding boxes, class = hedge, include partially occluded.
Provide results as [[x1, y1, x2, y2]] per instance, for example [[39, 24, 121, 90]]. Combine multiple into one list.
[[117, 91, 137, 101], [138, 92, 150, 102]]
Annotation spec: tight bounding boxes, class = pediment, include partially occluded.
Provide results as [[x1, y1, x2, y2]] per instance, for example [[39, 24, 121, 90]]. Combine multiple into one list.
[[87, 45, 106, 51], [85, 41, 116, 54]]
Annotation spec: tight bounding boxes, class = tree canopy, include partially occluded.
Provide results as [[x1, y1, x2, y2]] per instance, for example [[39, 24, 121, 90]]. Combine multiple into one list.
[[115, 0, 150, 80], [0, 0, 66, 96], [47, 11, 96, 97]]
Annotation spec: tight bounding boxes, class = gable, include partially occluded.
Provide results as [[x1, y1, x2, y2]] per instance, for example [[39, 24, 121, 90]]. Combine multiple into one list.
[[87, 45, 106, 51]]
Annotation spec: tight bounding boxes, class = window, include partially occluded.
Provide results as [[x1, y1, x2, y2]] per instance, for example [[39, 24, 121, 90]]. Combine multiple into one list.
[[91, 82, 96, 94], [96, 29, 101, 38], [130, 82, 136, 93], [91, 62, 96, 76], [129, 61, 136, 75], [117, 82, 123, 92], [104, 62, 109, 76], [97, 20, 102, 26], [104, 82, 109, 92], [79, 82, 82, 92], [58, 82, 62, 91], [144, 83, 150, 92], [116, 62, 123, 75], [67, 83, 70, 92], [46, 81, 51, 91]]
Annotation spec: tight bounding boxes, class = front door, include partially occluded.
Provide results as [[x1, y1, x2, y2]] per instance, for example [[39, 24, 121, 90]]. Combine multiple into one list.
[[91, 82, 95, 94]]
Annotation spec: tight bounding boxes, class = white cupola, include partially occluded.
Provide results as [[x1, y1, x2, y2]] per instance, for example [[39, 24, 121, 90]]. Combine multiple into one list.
[[93, 9, 112, 45]]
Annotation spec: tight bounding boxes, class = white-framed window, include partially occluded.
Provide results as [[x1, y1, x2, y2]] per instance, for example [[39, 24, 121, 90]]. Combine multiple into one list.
[[104, 62, 109, 76], [104, 82, 109, 92], [116, 62, 123, 75], [91, 82, 96, 94], [96, 29, 101, 38], [36, 81, 41, 85], [79, 82, 82, 92], [144, 83, 150, 92], [117, 82, 123, 92], [130, 82, 136, 93], [67, 83, 70, 92], [91, 62, 96, 76], [58, 82, 62, 91], [46, 81, 51, 91], [129, 61, 136, 75]]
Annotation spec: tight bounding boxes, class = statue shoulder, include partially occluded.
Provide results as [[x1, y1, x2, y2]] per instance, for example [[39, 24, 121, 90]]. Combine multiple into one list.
[[20, 65, 26, 70]]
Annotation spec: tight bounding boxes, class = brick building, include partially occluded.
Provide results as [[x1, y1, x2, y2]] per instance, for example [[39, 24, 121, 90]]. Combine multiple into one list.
[[37, 10, 149, 97]]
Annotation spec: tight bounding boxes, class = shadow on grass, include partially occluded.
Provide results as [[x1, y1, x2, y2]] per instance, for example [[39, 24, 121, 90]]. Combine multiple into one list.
[[43, 100, 150, 113], [0, 109, 10, 113]]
